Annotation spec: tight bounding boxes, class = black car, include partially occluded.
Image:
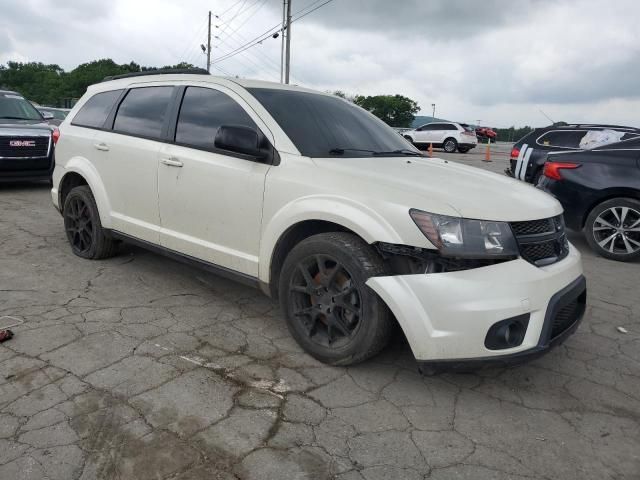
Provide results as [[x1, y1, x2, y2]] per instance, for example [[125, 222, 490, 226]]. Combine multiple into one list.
[[507, 124, 640, 184], [538, 137, 640, 261], [0, 90, 56, 182]]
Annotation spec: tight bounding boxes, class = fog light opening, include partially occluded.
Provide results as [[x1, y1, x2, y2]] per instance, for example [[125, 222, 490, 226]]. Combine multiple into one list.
[[485, 314, 530, 350]]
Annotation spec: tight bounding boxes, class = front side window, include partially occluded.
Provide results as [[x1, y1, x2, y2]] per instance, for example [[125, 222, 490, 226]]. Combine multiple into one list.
[[175, 87, 257, 150], [113, 87, 174, 139], [249, 88, 416, 158], [0, 92, 43, 121], [72, 90, 122, 129]]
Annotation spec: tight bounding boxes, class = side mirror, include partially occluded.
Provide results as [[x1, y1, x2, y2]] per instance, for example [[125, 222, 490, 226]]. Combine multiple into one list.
[[214, 125, 268, 159], [41, 111, 54, 120]]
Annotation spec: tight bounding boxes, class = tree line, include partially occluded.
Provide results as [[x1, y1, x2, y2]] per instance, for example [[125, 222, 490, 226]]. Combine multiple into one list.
[[0, 59, 195, 107], [1, 59, 535, 140]]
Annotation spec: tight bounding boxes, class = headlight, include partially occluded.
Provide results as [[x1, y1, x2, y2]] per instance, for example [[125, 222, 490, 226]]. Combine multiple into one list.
[[409, 209, 519, 258]]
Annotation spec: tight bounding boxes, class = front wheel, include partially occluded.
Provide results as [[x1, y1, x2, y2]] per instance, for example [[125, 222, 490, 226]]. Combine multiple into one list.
[[278, 232, 393, 365], [584, 198, 640, 262], [443, 138, 457, 153]]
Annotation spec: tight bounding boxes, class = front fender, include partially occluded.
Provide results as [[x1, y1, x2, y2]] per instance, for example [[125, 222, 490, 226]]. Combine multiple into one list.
[[258, 195, 405, 284], [58, 157, 113, 228]]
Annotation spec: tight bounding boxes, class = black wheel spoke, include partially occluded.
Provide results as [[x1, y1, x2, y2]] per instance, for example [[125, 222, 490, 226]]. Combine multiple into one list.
[[328, 312, 351, 337]]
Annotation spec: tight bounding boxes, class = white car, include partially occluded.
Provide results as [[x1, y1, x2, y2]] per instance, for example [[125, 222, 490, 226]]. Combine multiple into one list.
[[403, 121, 478, 153], [51, 71, 585, 370]]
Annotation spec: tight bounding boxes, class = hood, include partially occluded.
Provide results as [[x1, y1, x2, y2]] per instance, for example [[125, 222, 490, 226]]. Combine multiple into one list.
[[312, 156, 562, 221], [0, 121, 53, 136]]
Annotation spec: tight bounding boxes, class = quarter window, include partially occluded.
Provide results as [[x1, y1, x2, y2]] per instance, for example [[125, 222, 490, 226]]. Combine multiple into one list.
[[113, 87, 174, 139], [71, 90, 122, 129], [175, 87, 257, 150]]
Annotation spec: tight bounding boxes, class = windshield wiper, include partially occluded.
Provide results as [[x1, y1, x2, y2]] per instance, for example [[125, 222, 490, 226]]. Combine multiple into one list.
[[329, 148, 424, 157], [373, 149, 425, 157], [329, 148, 378, 155], [0, 116, 32, 120]]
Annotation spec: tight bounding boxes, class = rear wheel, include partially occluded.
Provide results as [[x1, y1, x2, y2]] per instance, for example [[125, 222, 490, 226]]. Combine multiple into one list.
[[278, 232, 393, 365], [584, 198, 640, 262], [443, 138, 457, 153], [63, 185, 117, 259]]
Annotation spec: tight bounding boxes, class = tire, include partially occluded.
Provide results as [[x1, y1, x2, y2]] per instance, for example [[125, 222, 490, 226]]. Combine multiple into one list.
[[458, 147, 469, 153], [404, 135, 414, 144], [443, 138, 457, 153], [584, 197, 640, 262], [63, 185, 118, 260], [278, 232, 393, 365]]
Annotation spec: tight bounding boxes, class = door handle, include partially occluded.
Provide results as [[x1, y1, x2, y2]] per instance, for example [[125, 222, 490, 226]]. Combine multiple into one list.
[[94, 142, 109, 151], [161, 157, 183, 167]]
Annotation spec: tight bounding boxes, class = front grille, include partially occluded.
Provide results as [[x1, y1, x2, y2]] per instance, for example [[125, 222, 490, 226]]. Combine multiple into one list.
[[511, 218, 555, 236], [510, 215, 569, 266], [0, 136, 50, 158]]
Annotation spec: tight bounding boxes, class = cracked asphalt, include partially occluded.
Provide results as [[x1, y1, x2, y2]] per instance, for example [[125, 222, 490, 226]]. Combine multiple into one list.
[[1, 144, 639, 479]]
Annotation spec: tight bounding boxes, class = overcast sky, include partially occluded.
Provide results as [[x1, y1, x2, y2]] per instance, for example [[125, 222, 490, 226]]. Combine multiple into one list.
[[2, 0, 639, 127]]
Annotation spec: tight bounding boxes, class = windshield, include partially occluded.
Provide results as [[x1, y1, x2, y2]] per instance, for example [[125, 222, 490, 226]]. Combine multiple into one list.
[[248, 88, 419, 158], [0, 93, 43, 121]]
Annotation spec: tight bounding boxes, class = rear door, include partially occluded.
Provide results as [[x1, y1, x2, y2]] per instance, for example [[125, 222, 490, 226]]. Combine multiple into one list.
[[157, 84, 272, 277], [96, 85, 175, 243]]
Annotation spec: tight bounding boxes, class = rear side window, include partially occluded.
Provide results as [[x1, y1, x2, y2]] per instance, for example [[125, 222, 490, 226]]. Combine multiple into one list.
[[72, 90, 122, 129], [113, 87, 174, 140], [175, 87, 257, 150], [537, 130, 586, 148], [444, 124, 458, 131]]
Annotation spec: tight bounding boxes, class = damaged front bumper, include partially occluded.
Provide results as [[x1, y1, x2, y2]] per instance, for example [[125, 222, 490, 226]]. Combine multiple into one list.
[[366, 244, 585, 365]]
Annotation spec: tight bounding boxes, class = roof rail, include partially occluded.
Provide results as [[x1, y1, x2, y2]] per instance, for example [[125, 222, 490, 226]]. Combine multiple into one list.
[[102, 68, 210, 82]]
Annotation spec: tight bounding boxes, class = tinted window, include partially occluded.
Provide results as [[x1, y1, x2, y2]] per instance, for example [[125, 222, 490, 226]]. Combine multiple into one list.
[[444, 124, 458, 131], [537, 130, 587, 148], [175, 87, 257, 150], [0, 92, 43, 121], [113, 87, 173, 139], [249, 88, 415, 157], [72, 90, 122, 128]]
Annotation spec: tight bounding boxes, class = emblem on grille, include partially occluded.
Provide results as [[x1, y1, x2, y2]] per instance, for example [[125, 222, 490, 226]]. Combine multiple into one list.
[[9, 140, 36, 147]]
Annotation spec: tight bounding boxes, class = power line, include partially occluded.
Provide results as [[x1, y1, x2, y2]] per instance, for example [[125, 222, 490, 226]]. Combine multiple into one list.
[[212, 0, 335, 65]]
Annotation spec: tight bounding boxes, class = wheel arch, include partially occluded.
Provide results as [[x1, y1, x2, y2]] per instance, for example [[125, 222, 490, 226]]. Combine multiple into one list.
[[58, 158, 113, 228], [260, 197, 405, 297], [581, 189, 640, 229]]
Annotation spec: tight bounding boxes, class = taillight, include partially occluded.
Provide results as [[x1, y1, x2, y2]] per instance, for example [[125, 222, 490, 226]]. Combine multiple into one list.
[[543, 162, 580, 180], [52, 128, 60, 145], [462, 131, 475, 137], [510, 147, 520, 159]]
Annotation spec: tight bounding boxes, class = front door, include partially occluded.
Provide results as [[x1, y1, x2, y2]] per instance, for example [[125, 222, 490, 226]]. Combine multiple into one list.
[[158, 85, 272, 277]]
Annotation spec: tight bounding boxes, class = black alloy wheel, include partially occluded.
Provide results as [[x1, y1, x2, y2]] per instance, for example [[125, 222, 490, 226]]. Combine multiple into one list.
[[279, 232, 393, 365], [289, 254, 362, 348], [63, 185, 118, 259], [64, 195, 94, 255]]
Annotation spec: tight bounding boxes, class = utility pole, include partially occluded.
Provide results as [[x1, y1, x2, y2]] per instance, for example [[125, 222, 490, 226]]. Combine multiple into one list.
[[207, 10, 212, 73], [431, 103, 436, 120], [284, 0, 292, 84], [280, 0, 286, 82]]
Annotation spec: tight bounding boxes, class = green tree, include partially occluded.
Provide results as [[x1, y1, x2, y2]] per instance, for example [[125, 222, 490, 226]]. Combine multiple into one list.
[[0, 61, 65, 105], [353, 94, 419, 128]]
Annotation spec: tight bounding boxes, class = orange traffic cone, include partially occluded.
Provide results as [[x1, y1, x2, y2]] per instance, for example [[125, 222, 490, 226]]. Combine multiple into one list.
[[483, 138, 492, 162], [428, 143, 433, 158]]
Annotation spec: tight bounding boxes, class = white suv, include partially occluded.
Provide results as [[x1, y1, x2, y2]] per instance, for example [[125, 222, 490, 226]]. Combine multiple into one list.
[[404, 122, 478, 153], [52, 71, 585, 370]]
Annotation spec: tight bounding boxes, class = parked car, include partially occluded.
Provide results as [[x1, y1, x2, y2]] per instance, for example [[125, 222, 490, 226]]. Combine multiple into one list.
[[0, 89, 58, 182], [403, 122, 478, 153], [52, 70, 585, 369], [538, 137, 640, 262], [37, 106, 71, 126], [507, 124, 640, 183], [475, 126, 497, 142]]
